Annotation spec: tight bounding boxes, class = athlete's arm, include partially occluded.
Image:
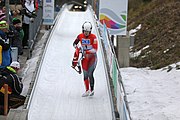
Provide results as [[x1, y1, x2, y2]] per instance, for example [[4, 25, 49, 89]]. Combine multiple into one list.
[[73, 35, 80, 48]]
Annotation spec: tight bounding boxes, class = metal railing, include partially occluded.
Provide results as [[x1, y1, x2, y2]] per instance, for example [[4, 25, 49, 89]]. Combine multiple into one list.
[[101, 23, 131, 120], [89, 4, 132, 120], [28, 6, 43, 58]]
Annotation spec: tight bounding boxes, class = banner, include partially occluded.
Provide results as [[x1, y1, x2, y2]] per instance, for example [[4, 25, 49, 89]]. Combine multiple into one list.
[[99, 0, 128, 35], [43, 0, 54, 25]]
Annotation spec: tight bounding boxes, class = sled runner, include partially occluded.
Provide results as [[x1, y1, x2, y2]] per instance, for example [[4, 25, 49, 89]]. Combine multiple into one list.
[[71, 64, 81, 74]]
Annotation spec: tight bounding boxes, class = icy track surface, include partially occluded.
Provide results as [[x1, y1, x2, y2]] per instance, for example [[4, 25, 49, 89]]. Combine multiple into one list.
[[28, 7, 113, 120]]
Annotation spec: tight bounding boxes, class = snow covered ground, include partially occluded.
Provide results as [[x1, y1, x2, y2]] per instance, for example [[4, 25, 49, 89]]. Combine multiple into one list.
[[120, 64, 180, 120]]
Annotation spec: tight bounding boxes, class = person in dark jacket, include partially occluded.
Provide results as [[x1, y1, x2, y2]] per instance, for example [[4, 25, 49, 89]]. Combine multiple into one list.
[[22, 0, 36, 48], [0, 61, 23, 111], [11, 18, 23, 55], [0, 61, 22, 95], [0, 20, 11, 69]]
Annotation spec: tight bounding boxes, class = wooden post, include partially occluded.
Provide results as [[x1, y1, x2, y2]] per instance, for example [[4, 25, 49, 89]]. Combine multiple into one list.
[[4, 84, 8, 116]]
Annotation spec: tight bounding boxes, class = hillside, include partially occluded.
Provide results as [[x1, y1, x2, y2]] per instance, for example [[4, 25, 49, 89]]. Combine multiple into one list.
[[127, 0, 180, 69]]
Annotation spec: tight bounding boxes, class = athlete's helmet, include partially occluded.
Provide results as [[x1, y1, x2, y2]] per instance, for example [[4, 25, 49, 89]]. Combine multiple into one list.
[[10, 61, 20, 69], [82, 21, 92, 32]]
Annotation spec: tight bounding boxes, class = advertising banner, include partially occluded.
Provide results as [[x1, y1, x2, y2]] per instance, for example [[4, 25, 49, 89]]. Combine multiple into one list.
[[99, 0, 128, 35], [43, 0, 54, 25]]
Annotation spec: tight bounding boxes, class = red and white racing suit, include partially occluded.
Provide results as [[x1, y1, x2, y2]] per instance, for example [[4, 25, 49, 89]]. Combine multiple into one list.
[[72, 33, 98, 92]]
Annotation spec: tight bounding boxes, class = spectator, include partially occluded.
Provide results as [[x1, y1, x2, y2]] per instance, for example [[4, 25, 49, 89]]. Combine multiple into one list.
[[0, 4, 14, 25], [0, 61, 22, 95], [0, 9, 5, 21], [0, 3, 6, 21], [0, 4, 5, 13], [11, 18, 23, 55], [9, 0, 23, 24], [0, 0, 4, 7], [0, 20, 11, 69], [55, 5, 60, 12], [0, 61, 23, 114], [22, 0, 36, 49]]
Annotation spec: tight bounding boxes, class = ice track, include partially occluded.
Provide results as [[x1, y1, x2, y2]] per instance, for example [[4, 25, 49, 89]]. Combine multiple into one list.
[[27, 7, 113, 120]]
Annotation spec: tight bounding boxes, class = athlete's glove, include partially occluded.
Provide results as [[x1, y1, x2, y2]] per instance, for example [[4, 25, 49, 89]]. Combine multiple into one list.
[[73, 43, 77, 49], [72, 60, 78, 67]]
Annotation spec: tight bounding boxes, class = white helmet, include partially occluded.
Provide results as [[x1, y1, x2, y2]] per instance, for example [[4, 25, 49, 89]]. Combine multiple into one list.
[[82, 22, 92, 32], [10, 61, 20, 69]]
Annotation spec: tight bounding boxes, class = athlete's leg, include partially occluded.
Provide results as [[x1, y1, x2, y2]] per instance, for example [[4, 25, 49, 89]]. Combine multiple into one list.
[[82, 58, 89, 91], [88, 54, 97, 91]]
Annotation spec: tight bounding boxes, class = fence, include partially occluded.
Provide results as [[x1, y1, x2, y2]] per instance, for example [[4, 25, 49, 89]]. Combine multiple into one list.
[[89, 4, 131, 119], [101, 23, 131, 120], [28, 6, 43, 58]]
